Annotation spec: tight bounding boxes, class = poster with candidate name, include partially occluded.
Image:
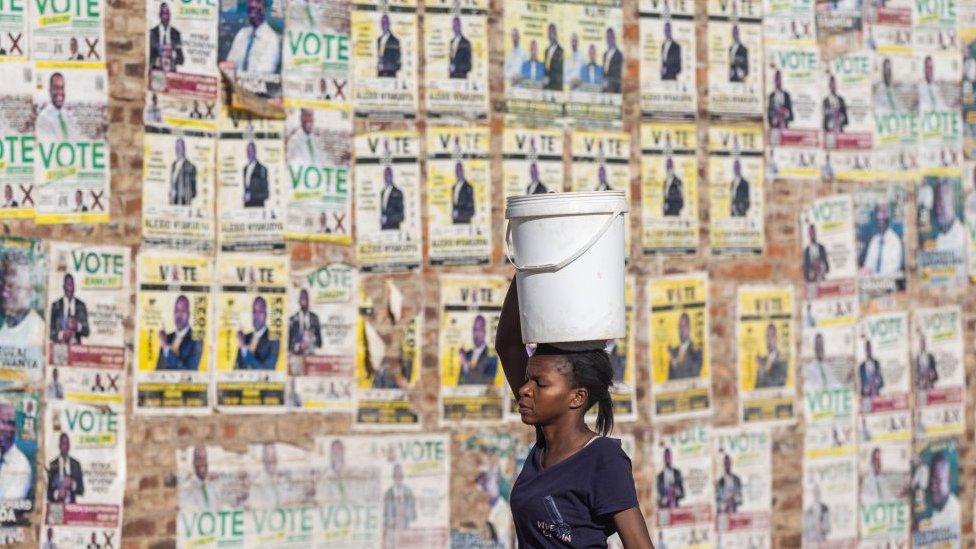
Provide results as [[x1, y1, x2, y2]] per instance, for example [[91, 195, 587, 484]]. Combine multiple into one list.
[[707, 0, 763, 118], [639, 0, 697, 119], [502, 0, 564, 123], [713, 426, 772, 549], [0, 60, 34, 220], [0, 237, 45, 389], [176, 444, 251, 546], [282, 0, 351, 110], [708, 124, 764, 255], [911, 438, 961, 548], [822, 50, 874, 182], [30, 0, 104, 62], [217, 0, 284, 116], [800, 194, 856, 296], [640, 122, 698, 255], [0, 391, 38, 546], [570, 130, 630, 252], [424, 0, 489, 120], [871, 19, 920, 181], [857, 311, 911, 441], [214, 254, 288, 413], [916, 173, 966, 287], [736, 284, 795, 425], [802, 454, 857, 546], [133, 251, 212, 415], [912, 306, 965, 439], [502, 125, 564, 198], [562, 0, 623, 126], [800, 280, 857, 396], [350, 0, 419, 119], [652, 423, 715, 547], [913, 28, 962, 158], [854, 183, 907, 306], [858, 439, 910, 546]]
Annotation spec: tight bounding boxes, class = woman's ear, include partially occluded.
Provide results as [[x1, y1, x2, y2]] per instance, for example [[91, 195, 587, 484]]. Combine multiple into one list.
[[568, 387, 588, 410]]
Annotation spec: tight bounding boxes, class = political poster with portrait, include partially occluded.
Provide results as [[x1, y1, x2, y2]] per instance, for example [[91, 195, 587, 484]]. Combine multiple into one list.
[[350, 0, 419, 119], [286, 263, 357, 413], [640, 121, 698, 255], [217, 0, 284, 116], [424, 0, 488, 120], [707, 0, 763, 118], [858, 439, 910, 546], [800, 194, 856, 295], [0, 391, 38, 546], [282, 0, 350, 110], [451, 430, 523, 548], [354, 129, 421, 272], [502, 0, 564, 122], [439, 275, 506, 425], [651, 423, 715, 547], [502, 125, 564, 197], [963, 2, 976, 160], [822, 50, 874, 182], [144, 0, 220, 128], [871, 17, 920, 180], [857, 311, 911, 441], [571, 130, 630, 250], [916, 174, 966, 286], [283, 105, 352, 243], [217, 110, 285, 252], [133, 251, 211, 414], [913, 27, 962, 157], [708, 124, 764, 255], [32, 63, 109, 224], [602, 276, 636, 422], [649, 273, 710, 422], [0, 237, 45, 389], [736, 285, 795, 425], [802, 454, 857, 546], [562, 0, 623, 125], [911, 438, 961, 548], [815, 0, 863, 60], [142, 126, 216, 252], [29, 0, 104, 62], [213, 254, 287, 413], [41, 398, 124, 549], [427, 126, 491, 266], [0, 0, 28, 60], [638, 0, 696, 119], [713, 426, 772, 549], [912, 306, 965, 439], [854, 183, 907, 304], [803, 379, 856, 460], [176, 444, 251, 546], [0, 60, 34, 220]]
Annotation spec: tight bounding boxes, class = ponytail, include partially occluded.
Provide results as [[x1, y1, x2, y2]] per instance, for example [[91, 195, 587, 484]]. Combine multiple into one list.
[[535, 344, 616, 437]]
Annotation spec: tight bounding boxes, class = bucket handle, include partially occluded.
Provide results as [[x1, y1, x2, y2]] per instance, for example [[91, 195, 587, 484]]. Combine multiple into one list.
[[505, 209, 623, 273]]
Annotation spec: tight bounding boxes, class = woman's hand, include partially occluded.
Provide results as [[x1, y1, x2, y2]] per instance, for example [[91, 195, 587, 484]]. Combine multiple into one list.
[[495, 278, 528, 399], [613, 507, 653, 548]]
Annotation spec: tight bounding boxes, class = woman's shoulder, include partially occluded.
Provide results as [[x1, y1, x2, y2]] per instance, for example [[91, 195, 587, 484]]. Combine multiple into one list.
[[588, 436, 631, 461]]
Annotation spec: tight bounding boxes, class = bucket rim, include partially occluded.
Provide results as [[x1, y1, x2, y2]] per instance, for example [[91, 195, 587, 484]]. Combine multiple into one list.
[[505, 191, 629, 219]]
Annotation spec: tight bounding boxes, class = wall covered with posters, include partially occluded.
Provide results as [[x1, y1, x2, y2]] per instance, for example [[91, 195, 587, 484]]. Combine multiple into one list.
[[2, 0, 976, 547]]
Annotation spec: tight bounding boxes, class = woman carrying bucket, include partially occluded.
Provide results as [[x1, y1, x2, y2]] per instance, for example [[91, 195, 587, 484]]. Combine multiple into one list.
[[496, 191, 652, 548]]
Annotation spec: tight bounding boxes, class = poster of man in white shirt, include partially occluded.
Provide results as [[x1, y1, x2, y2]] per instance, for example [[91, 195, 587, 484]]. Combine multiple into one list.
[[35, 72, 79, 141], [0, 394, 37, 535], [917, 176, 966, 285], [911, 440, 961, 547], [0, 238, 46, 386], [219, 0, 283, 101], [855, 184, 907, 300]]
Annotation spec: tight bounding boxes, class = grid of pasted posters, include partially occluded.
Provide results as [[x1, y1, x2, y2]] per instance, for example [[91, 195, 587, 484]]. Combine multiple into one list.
[[286, 263, 357, 412], [709, 124, 764, 255], [648, 272, 711, 422], [426, 126, 492, 266], [501, 0, 564, 123], [713, 426, 772, 549], [822, 48, 874, 182], [652, 423, 715, 547], [354, 129, 422, 272], [917, 172, 967, 287], [134, 251, 212, 414], [639, 0, 697, 119], [0, 391, 39, 545], [911, 306, 965, 439], [641, 121, 698, 255], [570, 130, 630, 250], [858, 438, 910, 546], [800, 194, 856, 295], [857, 311, 911, 441], [802, 453, 857, 546], [424, 0, 489, 120], [736, 284, 795, 425], [854, 183, 907, 306], [350, 0, 418, 119], [213, 254, 288, 413], [217, 0, 284, 116], [0, 237, 46, 390], [707, 0, 763, 119], [911, 437, 961, 548], [0, 60, 34, 220], [502, 125, 564, 197], [282, 0, 350, 111], [439, 275, 506, 425]]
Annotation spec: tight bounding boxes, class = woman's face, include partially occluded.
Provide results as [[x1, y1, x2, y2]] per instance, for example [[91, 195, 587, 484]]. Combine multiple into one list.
[[517, 355, 584, 426]]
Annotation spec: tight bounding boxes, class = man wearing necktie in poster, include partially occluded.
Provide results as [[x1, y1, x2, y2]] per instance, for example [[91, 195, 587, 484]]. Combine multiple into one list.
[[235, 296, 280, 370], [379, 166, 404, 230], [169, 138, 197, 206], [451, 162, 474, 224], [915, 332, 938, 391], [860, 202, 903, 276], [822, 74, 848, 144], [1, 186, 17, 209], [457, 315, 497, 385], [802, 224, 830, 283], [288, 288, 321, 356], [0, 402, 31, 504], [667, 313, 702, 380], [156, 294, 202, 371], [46, 433, 84, 504], [287, 108, 319, 164], [858, 339, 884, 398], [448, 16, 471, 79], [242, 141, 269, 208], [660, 21, 681, 81], [225, 0, 281, 74], [656, 447, 684, 509], [918, 55, 946, 111], [149, 2, 184, 71], [49, 273, 89, 344], [728, 24, 748, 83], [383, 463, 417, 537], [767, 70, 794, 129], [525, 162, 548, 194], [183, 446, 213, 509], [602, 28, 622, 93], [873, 57, 902, 112], [595, 165, 611, 191], [754, 323, 787, 388], [715, 454, 743, 514], [860, 448, 887, 504], [519, 40, 545, 84], [543, 23, 563, 91], [662, 156, 683, 216], [729, 158, 750, 217], [376, 13, 401, 78], [36, 72, 79, 141], [579, 45, 603, 88]]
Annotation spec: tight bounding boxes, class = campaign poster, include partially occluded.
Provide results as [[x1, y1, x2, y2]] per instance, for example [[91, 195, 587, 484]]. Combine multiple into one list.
[[802, 455, 857, 546], [424, 0, 488, 119], [800, 194, 856, 295], [562, 0, 623, 125], [502, 0, 564, 122], [648, 273, 710, 422], [41, 399, 124, 548], [217, 0, 284, 116], [217, 110, 286, 252], [354, 129, 422, 272], [803, 383, 856, 460], [640, 122, 698, 255], [854, 183, 907, 305], [913, 33, 962, 156], [916, 174, 966, 286], [0, 391, 38, 546], [282, 0, 351, 110], [736, 285, 795, 425], [439, 275, 506, 425], [29, 0, 104, 62], [708, 125, 764, 255], [450, 430, 523, 548], [213, 254, 287, 412], [0, 0, 27, 60], [815, 0, 863, 60], [350, 0, 419, 119], [963, 1, 976, 160], [283, 105, 353, 243], [286, 263, 356, 412], [0, 60, 34, 220], [605, 276, 636, 422], [176, 444, 251, 546], [713, 426, 772, 549], [912, 307, 965, 439], [871, 19, 920, 180], [822, 50, 875, 182], [0, 237, 45, 389], [570, 130, 630, 251], [144, 0, 220, 128], [426, 126, 492, 266], [638, 0, 697, 119], [501, 125, 564, 197], [764, 11, 824, 180], [857, 311, 911, 441], [911, 438, 961, 548], [858, 440, 910, 546], [32, 63, 109, 224], [142, 126, 216, 252], [133, 251, 211, 414], [652, 424, 715, 547], [707, 0, 763, 118]]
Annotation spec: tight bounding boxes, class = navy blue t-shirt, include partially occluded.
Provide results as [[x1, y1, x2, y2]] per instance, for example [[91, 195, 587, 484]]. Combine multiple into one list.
[[511, 436, 638, 548]]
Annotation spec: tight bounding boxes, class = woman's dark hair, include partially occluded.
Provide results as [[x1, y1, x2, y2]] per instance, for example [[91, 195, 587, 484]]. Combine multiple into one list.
[[534, 343, 615, 438]]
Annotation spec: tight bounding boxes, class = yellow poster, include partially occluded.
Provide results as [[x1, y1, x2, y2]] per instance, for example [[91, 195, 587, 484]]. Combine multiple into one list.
[[708, 124, 764, 255], [502, 125, 564, 197], [641, 121, 699, 255], [350, 0, 419, 119], [570, 130, 630, 252], [423, 0, 489, 119], [737, 284, 796, 424]]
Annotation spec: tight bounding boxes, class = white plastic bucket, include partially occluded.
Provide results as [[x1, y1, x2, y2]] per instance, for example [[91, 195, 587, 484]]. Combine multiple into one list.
[[505, 191, 628, 345]]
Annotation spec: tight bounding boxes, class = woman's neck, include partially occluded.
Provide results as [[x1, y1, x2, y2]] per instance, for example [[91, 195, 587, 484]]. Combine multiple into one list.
[[539, 416, 595, 468]]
